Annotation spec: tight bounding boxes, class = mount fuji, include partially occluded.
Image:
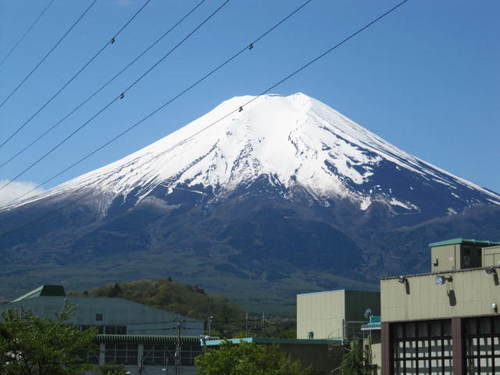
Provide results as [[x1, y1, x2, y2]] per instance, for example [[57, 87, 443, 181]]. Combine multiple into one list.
[[1, 93, 499, 310]]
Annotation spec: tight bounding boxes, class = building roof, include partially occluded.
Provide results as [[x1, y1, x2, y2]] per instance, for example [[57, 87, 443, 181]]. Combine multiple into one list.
[[381, 264, 500, 281], [96, 334, 201, 344], [361, 316, 381, 331], [204, 337, 343, 346], [428, 238, 500, 248], [296, 288, 379, 296], [11, 285, 66, 302]]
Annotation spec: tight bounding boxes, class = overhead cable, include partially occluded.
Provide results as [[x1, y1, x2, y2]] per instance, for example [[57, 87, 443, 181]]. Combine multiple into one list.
[[0, 0, 57, 69], [1, 0, 311, 202], [0, 0, 208, 170], [0, 0, 410, 237], [0, 0, 230, 195], [0, 0, 153, 150], [0, 0, 97, 113]]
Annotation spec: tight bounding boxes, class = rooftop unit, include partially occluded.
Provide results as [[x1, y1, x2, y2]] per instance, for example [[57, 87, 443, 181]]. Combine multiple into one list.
[[483, 245, 500, 268], [429, 238, 500, 272]]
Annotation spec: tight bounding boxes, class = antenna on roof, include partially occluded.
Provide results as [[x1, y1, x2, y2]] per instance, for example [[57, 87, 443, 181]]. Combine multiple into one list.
[[363, 308, 373, 319]]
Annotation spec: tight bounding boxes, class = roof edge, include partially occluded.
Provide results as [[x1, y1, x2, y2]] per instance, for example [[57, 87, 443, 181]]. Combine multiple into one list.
[[429, 238, 500, 247]]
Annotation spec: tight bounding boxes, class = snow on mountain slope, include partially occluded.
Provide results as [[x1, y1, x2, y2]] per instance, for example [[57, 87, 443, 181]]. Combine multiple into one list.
[[6, 93, 500, 212]]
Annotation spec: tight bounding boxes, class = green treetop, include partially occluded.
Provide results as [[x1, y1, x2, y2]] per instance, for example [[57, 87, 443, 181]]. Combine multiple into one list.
[[0, 304, 97, 375], [195, 341, 312, 375]]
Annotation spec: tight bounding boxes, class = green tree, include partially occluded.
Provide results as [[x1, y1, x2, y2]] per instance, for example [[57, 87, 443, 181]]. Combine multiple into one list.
[[195, 341, 312, 375], [340, 339, 376, 375], [72, 279, 246, 337], [0, 304, 97, 375], [96, 363, 128, 375]]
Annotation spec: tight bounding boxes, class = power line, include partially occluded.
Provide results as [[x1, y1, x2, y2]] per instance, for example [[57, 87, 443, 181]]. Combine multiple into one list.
[[0, 0, 208, 171], [0, 0, 230, 194], [0, 0, 153, 151], [0, 0, 315, 237], [0, 0, 97, 113], [1, 0, 314, 206], [0, 0, 57, 69], [0, 0, 409, 237], [131, 0, 411, 168]]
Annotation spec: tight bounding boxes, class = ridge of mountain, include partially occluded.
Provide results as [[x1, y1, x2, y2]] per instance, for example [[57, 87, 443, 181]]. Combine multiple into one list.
[[5, 93, 499, 216], [1, 93, 499, 311]]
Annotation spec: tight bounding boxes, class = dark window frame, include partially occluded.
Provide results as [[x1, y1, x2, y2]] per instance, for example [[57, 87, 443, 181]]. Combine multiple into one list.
[[464, 316, 500, 374], [391, 319, 453, 375]]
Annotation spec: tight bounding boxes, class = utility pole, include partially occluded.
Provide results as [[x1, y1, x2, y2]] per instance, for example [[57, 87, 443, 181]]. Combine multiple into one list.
[[207, 315, 213, 337], [245, 313, 249, 337], [175, 320, 182, 375]]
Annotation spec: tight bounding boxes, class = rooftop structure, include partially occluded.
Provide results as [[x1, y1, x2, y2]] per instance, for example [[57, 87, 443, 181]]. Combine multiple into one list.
[[11, 284, 65, 302], [204, 337, 342, 346], [483, 245, 500, 268], [297, 289, 380, 341], [429, 237, 500, 273], [361, 315, 381, 331]]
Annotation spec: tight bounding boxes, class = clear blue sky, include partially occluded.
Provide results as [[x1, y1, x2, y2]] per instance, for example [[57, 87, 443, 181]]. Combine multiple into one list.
[[0, 0, 499, 197]]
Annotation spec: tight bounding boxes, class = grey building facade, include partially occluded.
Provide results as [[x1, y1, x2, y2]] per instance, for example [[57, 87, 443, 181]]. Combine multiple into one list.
[[0, 285, 204, 374]]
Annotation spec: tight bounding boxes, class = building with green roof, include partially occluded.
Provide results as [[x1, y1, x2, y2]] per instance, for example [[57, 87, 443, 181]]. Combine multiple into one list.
[[429, 237, 500, 273], [0, 285, 204, 375]]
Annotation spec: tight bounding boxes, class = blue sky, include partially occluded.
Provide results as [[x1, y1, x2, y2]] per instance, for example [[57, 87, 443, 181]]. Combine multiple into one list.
[[0, 0, 499, 200]]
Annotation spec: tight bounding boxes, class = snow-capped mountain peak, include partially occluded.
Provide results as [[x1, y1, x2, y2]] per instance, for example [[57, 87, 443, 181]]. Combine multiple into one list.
[[7, 93, 500, 213]]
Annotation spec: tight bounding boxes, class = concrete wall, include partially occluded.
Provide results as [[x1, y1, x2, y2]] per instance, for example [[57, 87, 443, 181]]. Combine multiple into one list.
[[362, 332, 381, 375], [381, 266, 500, 322], [297, 290, 380, 340], [297, 290, 345, 339], [431, 244, 458, 272], [431, 243, 483, 272], [371, 342, 381, 375], [483, 245, 500, 267]]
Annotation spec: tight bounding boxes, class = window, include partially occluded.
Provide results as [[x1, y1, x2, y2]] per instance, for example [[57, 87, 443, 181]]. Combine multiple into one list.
[[143, 344, 175, 366], [104, 343, 138, 365], [465, 316, 500, 375], [96, 313, 103, 321], [83, 325, 127, 334], [143, 344, 202, 366], [392, 320, 452, 375], [104, 326, 127, 335]]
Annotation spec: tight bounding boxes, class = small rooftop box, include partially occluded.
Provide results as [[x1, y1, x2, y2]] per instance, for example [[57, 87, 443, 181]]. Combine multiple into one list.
[[429, 238, 500, 272]]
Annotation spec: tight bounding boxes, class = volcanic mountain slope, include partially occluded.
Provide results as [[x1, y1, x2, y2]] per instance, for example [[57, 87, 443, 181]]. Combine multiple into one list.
[[1, 93, 499, 311]]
